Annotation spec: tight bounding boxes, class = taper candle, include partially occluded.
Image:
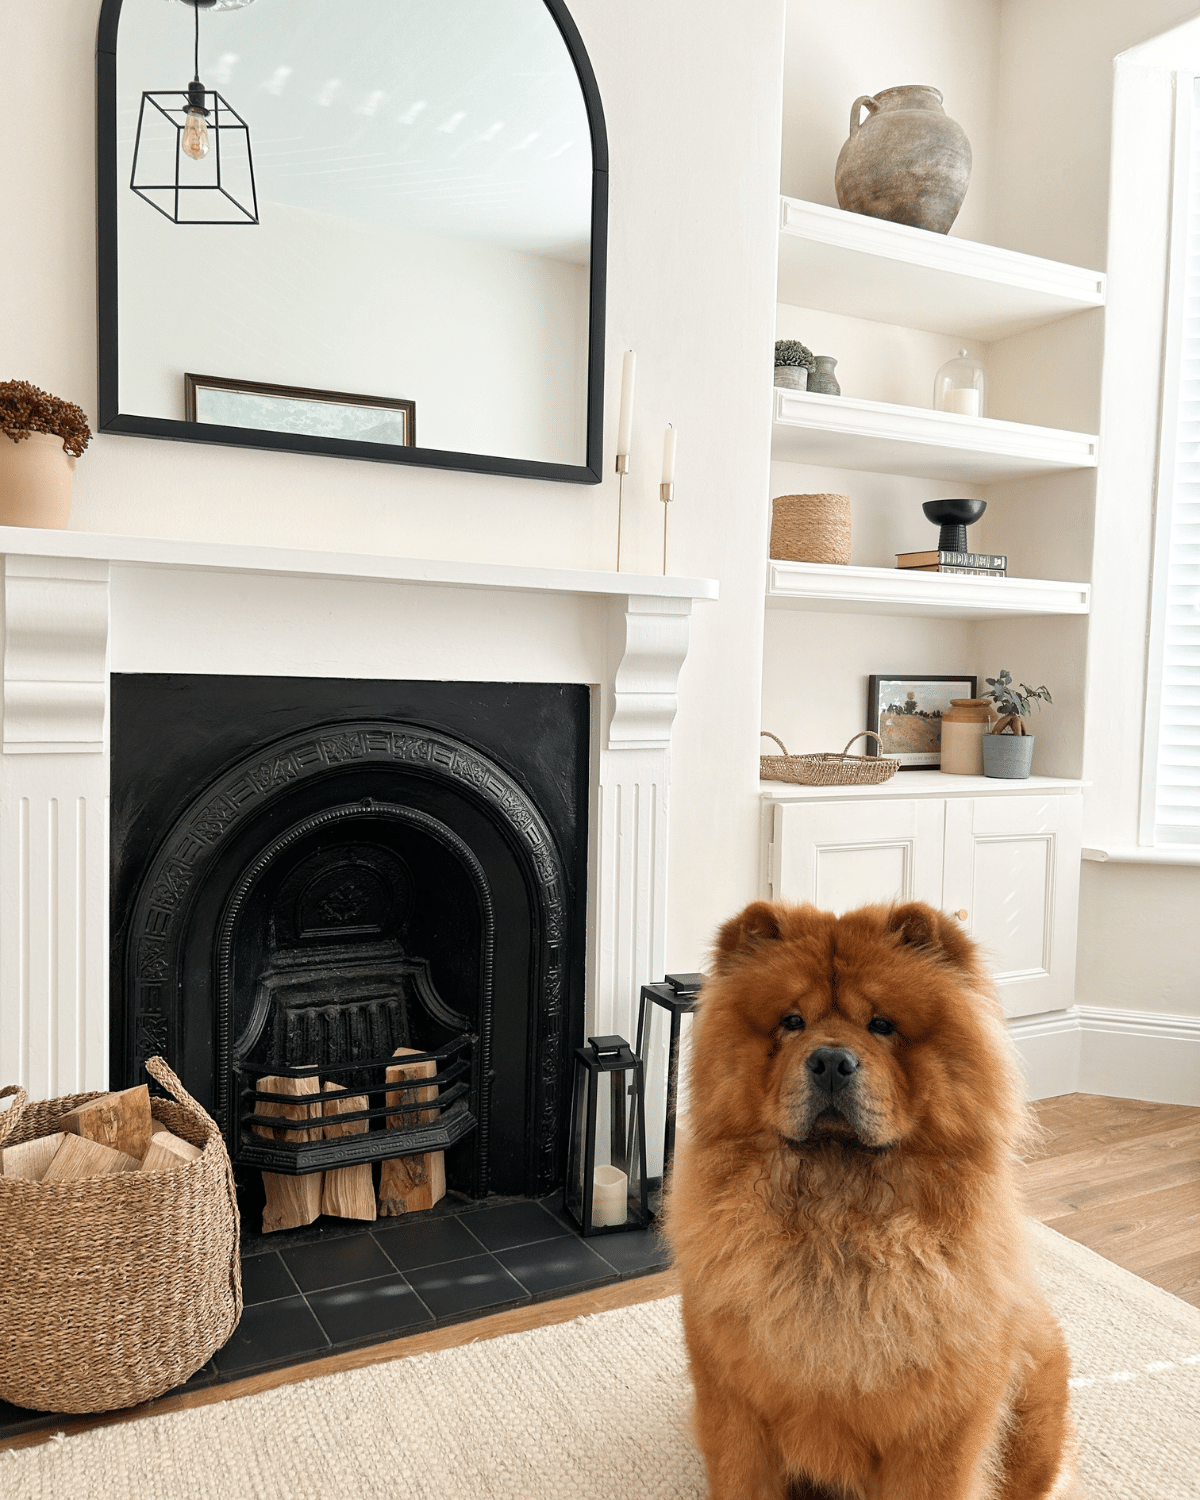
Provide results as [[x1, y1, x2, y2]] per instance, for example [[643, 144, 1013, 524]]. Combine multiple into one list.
[[617, 351, 637, 458], [661, 423, 676, 484]]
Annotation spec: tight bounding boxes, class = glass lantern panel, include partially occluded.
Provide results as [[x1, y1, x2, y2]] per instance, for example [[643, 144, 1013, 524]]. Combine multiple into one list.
[[637, 1000, 694, 1213]]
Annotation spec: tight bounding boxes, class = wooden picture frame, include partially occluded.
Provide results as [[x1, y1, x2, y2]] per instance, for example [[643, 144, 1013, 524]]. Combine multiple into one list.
[[866, 674, 978, 770]]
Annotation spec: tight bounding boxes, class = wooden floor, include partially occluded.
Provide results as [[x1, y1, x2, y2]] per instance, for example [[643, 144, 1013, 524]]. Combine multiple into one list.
[[4, 1092, 1197, 1454], [1026, 1093, 1200, 1308]]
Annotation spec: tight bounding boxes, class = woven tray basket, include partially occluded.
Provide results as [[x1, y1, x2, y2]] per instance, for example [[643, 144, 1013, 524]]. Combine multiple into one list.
[[0, 1057, 242, 1414], [760, 730, 900, 786], [769, 493, 851, 565]]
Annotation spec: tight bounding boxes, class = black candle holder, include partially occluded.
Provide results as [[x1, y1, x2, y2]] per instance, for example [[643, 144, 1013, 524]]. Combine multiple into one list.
[[922, 497, 987, 554]]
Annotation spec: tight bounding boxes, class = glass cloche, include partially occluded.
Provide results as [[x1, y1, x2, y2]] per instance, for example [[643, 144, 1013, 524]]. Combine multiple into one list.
[[933, 348, 987, 418]]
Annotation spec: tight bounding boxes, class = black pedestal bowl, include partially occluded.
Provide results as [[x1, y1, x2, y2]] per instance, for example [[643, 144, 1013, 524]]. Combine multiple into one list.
[[922, 498, 987, 555]]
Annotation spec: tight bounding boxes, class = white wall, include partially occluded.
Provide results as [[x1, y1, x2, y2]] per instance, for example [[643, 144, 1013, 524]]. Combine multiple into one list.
[[0, 0, 787, 980]]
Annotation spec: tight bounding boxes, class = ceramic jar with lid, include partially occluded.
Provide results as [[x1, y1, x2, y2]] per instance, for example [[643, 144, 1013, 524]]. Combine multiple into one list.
[[940, 698, 995, 775]]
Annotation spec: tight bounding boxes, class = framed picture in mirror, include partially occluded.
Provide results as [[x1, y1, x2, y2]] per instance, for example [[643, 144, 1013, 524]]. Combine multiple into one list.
[[97, 0, 607, 483], [184, 375, 415, 448]]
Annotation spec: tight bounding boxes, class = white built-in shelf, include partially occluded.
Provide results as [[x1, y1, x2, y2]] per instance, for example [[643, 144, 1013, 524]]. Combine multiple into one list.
[[771, 388, 1098, 482], [777, 198, 1106, 339], [761, 771, 1086, 803], [766, 559, 1089, 620]]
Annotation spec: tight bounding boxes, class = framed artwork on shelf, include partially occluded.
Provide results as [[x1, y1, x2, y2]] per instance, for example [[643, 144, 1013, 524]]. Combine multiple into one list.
[[866, 674, 977, 770], [184, 374, 415, 447]]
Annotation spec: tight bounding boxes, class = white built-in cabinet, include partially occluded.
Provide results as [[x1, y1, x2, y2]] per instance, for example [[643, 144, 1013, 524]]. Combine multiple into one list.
[[764, 778, 1082, 1018]]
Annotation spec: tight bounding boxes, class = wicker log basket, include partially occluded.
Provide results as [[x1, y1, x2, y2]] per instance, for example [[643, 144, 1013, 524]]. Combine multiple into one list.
[[0, 1056, 242, 1414], [760, 730, 900, 786]]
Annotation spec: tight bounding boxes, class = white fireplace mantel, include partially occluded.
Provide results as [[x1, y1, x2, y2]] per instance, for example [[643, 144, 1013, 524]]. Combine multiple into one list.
[[0, 528, 718, 1099]]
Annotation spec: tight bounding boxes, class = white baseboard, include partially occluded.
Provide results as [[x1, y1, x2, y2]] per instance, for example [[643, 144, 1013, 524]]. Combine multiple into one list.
[[1007, 1006, 1200, 1105]]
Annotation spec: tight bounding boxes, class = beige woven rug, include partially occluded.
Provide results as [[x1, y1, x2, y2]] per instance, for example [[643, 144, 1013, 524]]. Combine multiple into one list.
[[3, 1223, 1197, 1500]]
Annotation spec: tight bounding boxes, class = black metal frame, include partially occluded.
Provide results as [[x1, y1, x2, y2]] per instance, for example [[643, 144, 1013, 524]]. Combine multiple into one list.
[[131, 88, 258, 225], [564, 1035, 650, 1237], [96, 0, 609, 485], [636, 977, 701, 1200], [235, 1038, 476, 1175]]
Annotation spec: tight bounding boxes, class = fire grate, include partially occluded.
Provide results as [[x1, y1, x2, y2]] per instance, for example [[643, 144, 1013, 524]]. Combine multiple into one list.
[[234, 1035, 477, 1175]]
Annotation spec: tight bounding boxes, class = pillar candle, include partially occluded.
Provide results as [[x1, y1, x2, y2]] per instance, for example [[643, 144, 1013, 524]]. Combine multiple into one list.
[[942, 387, 981, 417], [617, 351, 636, 457], [592, 1164, 628, 1227]]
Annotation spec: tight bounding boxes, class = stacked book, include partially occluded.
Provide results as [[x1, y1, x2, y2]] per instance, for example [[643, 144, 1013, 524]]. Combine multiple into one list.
[[896, 549, 1007, 578]]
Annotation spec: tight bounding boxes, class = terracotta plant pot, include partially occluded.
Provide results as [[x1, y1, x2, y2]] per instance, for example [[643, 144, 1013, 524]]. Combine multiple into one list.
[[835, 85, 972, 235], [0, 431, 76, 528]]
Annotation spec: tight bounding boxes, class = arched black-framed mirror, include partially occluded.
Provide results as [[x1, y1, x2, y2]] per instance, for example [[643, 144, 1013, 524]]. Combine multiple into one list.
[[97, 0, 607, 483]]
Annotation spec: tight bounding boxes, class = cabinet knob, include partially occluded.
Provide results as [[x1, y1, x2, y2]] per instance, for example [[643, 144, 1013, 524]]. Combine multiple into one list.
[[954, 909, 968, 921]]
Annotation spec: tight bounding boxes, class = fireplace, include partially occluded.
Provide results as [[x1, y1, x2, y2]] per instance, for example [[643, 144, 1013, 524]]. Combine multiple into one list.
[[109, 675, 590, 1205]]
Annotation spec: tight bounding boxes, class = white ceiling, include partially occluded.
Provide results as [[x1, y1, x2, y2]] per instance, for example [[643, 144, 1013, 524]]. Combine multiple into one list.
[[118, 0, 594, 260]]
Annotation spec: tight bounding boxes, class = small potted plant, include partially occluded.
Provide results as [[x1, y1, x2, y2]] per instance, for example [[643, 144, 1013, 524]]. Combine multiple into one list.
[[0, 381, 91, 530], [774, 339, 815, 391], [981, 670, 1052, 779]]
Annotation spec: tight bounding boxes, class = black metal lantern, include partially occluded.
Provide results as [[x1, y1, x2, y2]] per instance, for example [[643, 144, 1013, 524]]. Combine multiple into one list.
[[130, 0, 259, 226], [636, 973, 701, 1212], [565, 1035, 650, 1236]]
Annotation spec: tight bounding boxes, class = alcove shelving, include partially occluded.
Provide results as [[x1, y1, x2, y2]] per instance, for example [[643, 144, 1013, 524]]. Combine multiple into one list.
[[766, 559, 1090, 619]]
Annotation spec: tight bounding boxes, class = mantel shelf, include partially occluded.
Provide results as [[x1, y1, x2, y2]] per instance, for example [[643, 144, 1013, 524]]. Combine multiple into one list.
[[777, 197, 1106, 339], [766, 560, 1090, 620], [0, 526, 718, 603], [771, 389, 1098, 482]]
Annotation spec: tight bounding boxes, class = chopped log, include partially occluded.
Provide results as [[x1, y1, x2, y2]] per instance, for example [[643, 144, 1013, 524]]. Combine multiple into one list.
[[378, 1046, 446, 1216], [140, 1130, 202, 1172], [2, 1132, 65, 1182], [41, 1133, 140, 1182], [320, 1082, 376, 1221], [60, 1085, 153, 1161], [254, 1074, 323, 1233]]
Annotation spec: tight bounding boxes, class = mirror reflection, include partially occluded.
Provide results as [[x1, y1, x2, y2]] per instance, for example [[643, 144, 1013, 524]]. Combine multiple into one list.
[[112, 0, 598, 470]]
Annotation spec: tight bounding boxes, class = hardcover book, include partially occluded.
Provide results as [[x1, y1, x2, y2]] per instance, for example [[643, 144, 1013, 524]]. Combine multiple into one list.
[[896, 550, 1007, 569], [907, 564, 1008, 576]]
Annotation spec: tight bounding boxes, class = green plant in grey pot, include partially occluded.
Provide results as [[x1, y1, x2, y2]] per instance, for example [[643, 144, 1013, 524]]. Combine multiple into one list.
[[981, 670, 1052, 779], [774, 339, 815, 391]]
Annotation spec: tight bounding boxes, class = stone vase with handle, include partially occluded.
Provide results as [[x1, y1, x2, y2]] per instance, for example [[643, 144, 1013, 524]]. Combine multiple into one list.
[[835, 85, 972, 234]]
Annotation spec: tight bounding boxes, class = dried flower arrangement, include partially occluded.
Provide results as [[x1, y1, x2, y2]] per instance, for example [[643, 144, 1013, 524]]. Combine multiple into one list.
[[0, 381, 91, 459], [774, 339, 816, 371]]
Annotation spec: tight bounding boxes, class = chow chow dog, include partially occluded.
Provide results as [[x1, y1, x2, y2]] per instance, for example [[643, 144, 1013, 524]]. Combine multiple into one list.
[[664, 900, 1080, 1500]]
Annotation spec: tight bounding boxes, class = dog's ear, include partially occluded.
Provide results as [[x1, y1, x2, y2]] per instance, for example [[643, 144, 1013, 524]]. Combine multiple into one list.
[[713, 901, 785, 973], [887, 902, 975, 970]]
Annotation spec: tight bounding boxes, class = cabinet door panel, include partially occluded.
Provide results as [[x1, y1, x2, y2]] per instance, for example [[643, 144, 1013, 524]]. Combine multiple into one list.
[[942, 796, 1082, 1017], [771, 799, 945, 912]]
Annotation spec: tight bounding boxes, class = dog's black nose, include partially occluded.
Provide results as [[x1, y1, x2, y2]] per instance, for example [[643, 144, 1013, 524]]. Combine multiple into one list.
[[806, 1047, 860, 1094]]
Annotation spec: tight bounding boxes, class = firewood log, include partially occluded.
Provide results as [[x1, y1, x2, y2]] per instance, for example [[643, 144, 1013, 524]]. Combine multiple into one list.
[[253, 1074, 323, 1233], [378, 1047, 446, 1216], [41, 1133, 140, 1181], [320, 1082, 376, 1221], [140, 1129, 202, 1172], [1, 1132, 64, 1181], [59, 1085, 153, 1160]]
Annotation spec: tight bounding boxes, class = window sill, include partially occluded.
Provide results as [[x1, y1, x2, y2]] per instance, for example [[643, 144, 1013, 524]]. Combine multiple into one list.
[[1082, 845, 1200, 868]]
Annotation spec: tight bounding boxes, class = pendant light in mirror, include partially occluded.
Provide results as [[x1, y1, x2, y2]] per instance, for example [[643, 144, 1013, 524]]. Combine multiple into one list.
[[130, 0, 259, 225]]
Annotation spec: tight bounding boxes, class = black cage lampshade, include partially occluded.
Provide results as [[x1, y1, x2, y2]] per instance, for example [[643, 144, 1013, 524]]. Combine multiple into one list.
[[636, 974, 701, 1213], [565, 1035, 650, 1236], [130, 0, 259, 226]]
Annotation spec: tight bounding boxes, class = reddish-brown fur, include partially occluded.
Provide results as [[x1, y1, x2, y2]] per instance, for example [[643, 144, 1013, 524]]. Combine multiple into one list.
[[664, 900, 1081, 1500]]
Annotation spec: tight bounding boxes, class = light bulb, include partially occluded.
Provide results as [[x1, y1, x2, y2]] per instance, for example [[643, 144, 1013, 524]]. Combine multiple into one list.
[[182, 107, 209, 161]]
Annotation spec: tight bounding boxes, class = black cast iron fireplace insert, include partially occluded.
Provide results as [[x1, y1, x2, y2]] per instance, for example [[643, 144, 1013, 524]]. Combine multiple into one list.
[[110, 677, 590, 1208]]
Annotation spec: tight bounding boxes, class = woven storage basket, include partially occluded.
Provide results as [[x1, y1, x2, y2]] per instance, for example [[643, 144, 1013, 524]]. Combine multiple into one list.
[[770, 493, 851, 565], [760, 730, 900, 786], [0, 1056, 242, 1414]]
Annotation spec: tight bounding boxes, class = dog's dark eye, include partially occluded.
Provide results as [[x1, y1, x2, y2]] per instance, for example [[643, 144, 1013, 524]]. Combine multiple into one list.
[[780, 1014, 805, 1032], [867, 1017, 895, 1037]]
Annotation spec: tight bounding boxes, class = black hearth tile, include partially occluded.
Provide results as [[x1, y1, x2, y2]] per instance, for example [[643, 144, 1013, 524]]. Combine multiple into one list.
[[460, 1200, 571, 1252], [537, 1192, 578, 1232], [405, 1253, 529, 1321], [280, 1232, 394, 1293], [177, 1358, 221, 1392], [213, 1296, 329, 1376], [495, 1236, 617, 1299], [308, 1274, 434, 1347], [0, 1396, 60, 1440], [591, 1227, 673, 1278], [239, 1250, 299, 1306], [372, 1213, 486, 1272]]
